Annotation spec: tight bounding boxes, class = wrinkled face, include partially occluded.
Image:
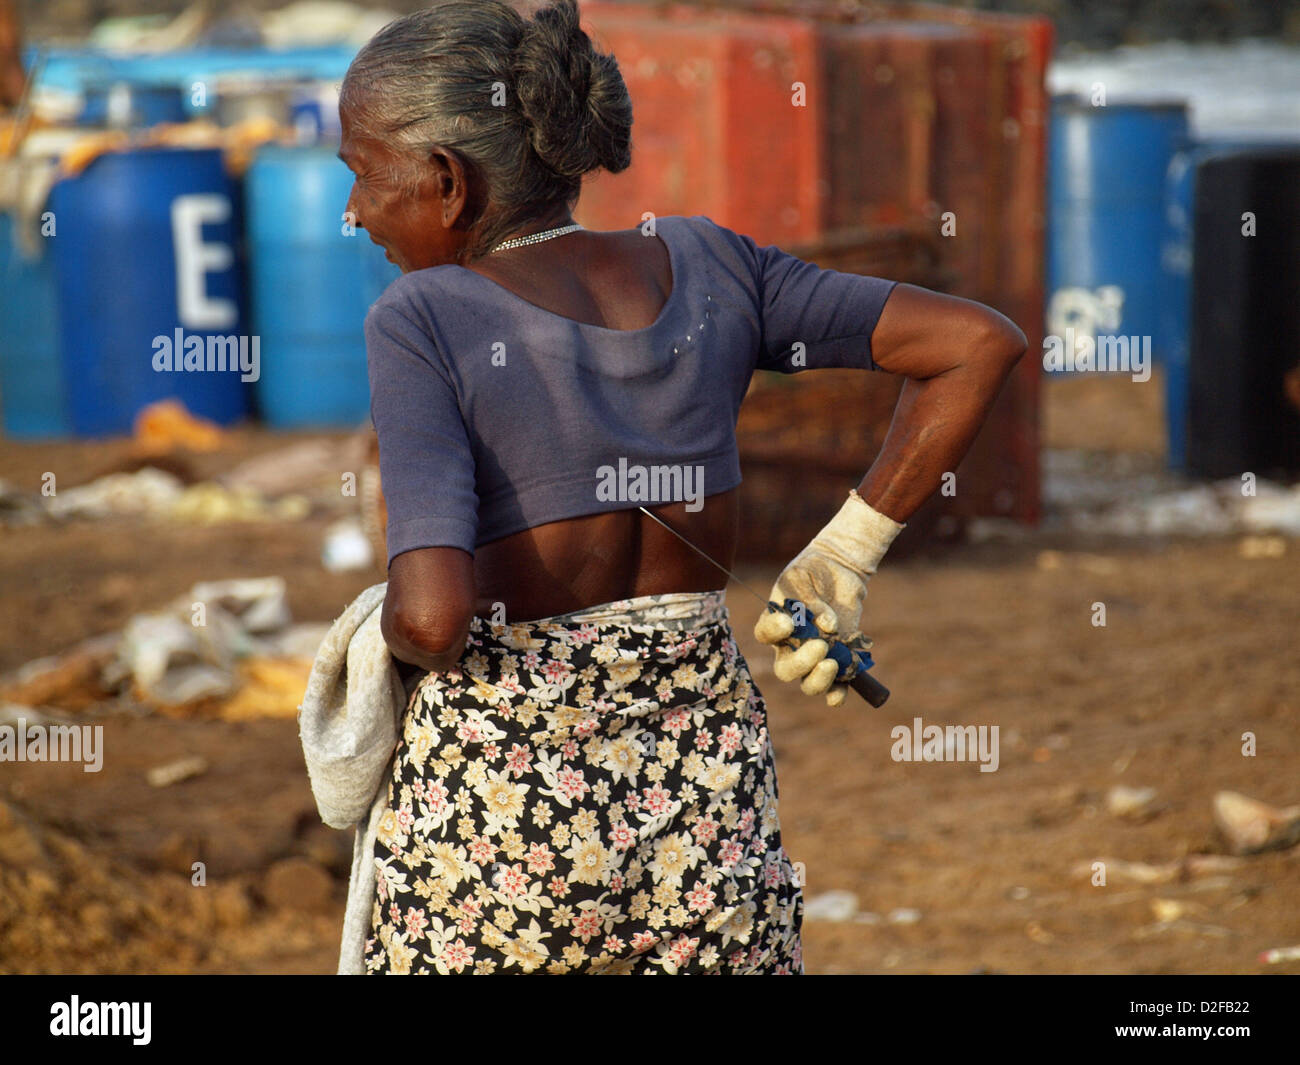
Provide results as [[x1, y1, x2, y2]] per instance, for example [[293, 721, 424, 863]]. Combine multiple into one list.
[[338, 100, 464, 274]]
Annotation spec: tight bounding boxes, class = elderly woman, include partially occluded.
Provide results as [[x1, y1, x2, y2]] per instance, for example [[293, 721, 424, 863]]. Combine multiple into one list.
[[340, 0, 1025, 975]]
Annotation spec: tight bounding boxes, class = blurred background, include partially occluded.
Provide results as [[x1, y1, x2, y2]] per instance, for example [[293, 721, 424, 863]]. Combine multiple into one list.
[[0, 0, 1297, 975]]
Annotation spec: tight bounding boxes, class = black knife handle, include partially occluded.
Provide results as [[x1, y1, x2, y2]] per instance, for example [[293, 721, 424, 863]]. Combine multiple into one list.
[[850, 669, 890, 708]]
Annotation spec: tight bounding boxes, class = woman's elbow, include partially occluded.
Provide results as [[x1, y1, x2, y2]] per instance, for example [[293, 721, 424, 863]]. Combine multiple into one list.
[[978, 310, 1028, 372], [382, 602, 471, 672]]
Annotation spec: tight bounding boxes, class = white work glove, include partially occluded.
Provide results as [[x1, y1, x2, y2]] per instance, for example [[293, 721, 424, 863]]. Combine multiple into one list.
[[753, 490, 904, 706]]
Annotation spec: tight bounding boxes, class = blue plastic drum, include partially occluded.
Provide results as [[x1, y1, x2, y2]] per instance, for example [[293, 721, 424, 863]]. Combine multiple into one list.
[[48, 146, 252, 436], [244, 144, 399, 427], [1047, 96, 1190, 369], [0, 211, 68, 438], [79, 80, 188, 127]]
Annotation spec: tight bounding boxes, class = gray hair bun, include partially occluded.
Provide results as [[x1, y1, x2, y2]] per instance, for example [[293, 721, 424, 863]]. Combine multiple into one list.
[[513, 0, 632, 179]]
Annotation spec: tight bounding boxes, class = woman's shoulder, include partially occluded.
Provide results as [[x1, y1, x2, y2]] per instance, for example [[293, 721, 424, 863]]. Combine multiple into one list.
[[665, 213, 760, 275], [368, 263, 459, 317]]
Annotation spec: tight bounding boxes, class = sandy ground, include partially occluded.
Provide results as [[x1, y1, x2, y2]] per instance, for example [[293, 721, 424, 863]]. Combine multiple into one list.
[[1, 370, 1297, 974]]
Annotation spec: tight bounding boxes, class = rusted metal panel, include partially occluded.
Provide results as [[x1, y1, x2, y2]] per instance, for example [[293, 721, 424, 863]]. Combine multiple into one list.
[[580, 1, 826, 243], [574, 1, 1049, 554]]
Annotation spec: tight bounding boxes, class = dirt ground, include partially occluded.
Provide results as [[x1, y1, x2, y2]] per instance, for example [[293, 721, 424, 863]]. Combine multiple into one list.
[[1, 369, 1297, 975]]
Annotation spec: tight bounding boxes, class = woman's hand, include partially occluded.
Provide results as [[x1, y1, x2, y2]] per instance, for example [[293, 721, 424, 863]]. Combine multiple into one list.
[[754, 491, 903, 706], [381, 546, 476, 674], [754, 284, 1027, 706]]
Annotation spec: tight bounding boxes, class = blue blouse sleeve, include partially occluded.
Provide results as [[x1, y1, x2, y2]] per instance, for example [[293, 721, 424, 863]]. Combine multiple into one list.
[[365, 297, 479, 566], [724, 223, 899, 374]]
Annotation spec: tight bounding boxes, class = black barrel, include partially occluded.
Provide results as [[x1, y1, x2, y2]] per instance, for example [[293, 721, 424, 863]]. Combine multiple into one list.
[[1187, 148, 1300, 479]]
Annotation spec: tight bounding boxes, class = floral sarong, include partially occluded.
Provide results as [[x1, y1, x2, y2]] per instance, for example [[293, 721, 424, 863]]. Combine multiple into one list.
[[364, 590, 803, 974]]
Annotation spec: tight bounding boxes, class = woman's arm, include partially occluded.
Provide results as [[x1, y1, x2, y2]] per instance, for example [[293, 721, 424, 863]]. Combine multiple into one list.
[[753, 282, 1028, 704], [857, 283, 1028, 520], [382, 546, 476, 673]]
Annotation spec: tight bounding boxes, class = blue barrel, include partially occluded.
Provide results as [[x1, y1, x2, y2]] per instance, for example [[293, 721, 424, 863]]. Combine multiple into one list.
[[79, 80, 188, 127], [0, 212, 68, 438], [245, 145, 399, 427], [48, 146, 252, 436], [290, 81, 342, 144], [1047, 96, 1190, 369]]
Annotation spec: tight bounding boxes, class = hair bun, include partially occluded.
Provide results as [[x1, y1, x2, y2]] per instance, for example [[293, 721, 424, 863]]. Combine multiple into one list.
[[514, 0, 632, 180]]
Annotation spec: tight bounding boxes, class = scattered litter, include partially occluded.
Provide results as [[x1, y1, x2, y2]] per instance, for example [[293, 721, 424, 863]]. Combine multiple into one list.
[[0, 480, 47, 527], [1151, 898, 1196, 923], [0, 634, 120, 712], [1238, 535, 1287, 559], [132, 399, 224, 455], [0, 703, 50, 728], [169, 481, 310, 523], [1259, 945, 1300, 965], [219, 657, 315, 721], [1240, 488, 1300, 537], [0, 578, 329, 720], [1133, 919, 1233, 941], [321, 517, 374, 572], [190, 578, 292, 635], [1213, 790, 1300, 855], [43, 467, 185, 520], [887, 908, 922, 925], [803, 890, 859, 922], [23, 466, 310, 525], [1036, 549, 1122, 573], [1072, 854, 1245, 885], [1183, 855, 1247, 876], [1046, 458, 1300, 539], [1111, 746, 1138, 774], [220, 434, 368, 497], [1106, 785, 1159, 821], [1025, 921, 1054, 944], [1008, 885, 1031, 901], [146, 755, 209, 788], [965, 517, 1033, 544], [262, 622, 331, 660]]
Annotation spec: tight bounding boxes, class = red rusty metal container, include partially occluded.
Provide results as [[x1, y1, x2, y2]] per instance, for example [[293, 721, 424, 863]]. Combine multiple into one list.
[[573, 1, 1050, 560]]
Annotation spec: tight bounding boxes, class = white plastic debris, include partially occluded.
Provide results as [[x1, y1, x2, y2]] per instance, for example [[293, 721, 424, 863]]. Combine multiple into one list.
[[190, 577, 292, 634], [43, 467, 185, 520], [1239, 484, 1300, 537], [803, 890, 860, 922], [100, 576, 303, 709], [1106, 785, 1158, 820], [146, 755, 209, 788], [322, 517, 374, 572]]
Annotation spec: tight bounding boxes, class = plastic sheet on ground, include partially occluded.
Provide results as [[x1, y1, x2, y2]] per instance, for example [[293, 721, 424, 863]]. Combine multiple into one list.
[[0, 577, 331, 719], [24, 466, 310, 524], [1023, 450, 1300, 539]]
